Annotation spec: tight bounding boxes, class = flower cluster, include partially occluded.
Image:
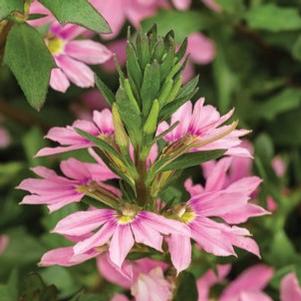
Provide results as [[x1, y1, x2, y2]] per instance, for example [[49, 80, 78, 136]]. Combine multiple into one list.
[[18, 27, 268, 300]]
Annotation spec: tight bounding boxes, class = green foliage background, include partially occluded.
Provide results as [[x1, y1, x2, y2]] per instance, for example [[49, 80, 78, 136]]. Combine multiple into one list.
[[1, 0, 301, 300]]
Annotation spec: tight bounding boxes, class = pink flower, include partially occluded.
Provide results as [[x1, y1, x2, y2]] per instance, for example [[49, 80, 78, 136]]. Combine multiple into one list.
[[45, 23, 112, 92], [219, 265, 274, 301], [197, 264, 231, 301], [28, 1, 55, 27], [17, 158, 118, 212], [90, 0, 167, 39], [0, 235, 9, 255], [168, 161, 268, 273], [111, 295, 130, 301], [98, 254, 171, 301], [102, 39, 127, 72], [272, 155, 286, 177], [280, 273, 301, 301], [0, 127, 11, 149], [172, 0, 191, 10], [51, 206, 189, 267], [187, 33, 216, 65], [36, 109, 114, 157], [158, 99, 251, 158]]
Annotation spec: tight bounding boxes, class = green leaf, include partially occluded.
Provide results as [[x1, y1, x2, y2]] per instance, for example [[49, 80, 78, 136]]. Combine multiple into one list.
[[0, 162, 23, 186], [4, 23, 55, 110], [142, 10, 210, 43], [95, 75, 115, 105], [292, 35, 301, 62], [0, 270, 19, 301], [245, 4, 301, 32], [216, 0, 245, 13], [126, 41, 143, 89], [254, 88, 301, 121], [174, 272, 198, 301], [0, 0, 23, 20], [116, 86, 142, 145], [161, 150, 225, 172], [39, 0, 111, 33], [75, 128, 120, 159], [141, 61, 161, 116]]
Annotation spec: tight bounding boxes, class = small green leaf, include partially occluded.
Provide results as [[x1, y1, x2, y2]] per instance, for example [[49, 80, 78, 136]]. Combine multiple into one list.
[[39, 0, 111, 33], [161, 150, 225, 172], [95, 75, 115, 105], [245, 4, 301, 32], [292, 35, 301, 62], [174, 272, 198, 301], [126, 41, 143, 89], [141, 61, 160, 116], [0, 0, 23, 20], [4, 23, 55, 110]]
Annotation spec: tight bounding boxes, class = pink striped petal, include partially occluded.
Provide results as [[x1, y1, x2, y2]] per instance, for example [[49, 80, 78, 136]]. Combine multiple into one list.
[[109, 225, 135, 267], [65, 40, 112, 64]]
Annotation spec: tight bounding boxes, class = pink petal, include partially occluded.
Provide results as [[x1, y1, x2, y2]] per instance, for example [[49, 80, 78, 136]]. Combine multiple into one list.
[[97, 254, 132, 289], [187, 32, 216, 64], [109, 225, 135, 267], [111, 294, 130, 301], [202, 0, 221, 12], [50, 68, 70, 92], [172, 0, 191, 10], [167, 234, 191, 273], [220, 265, 274, 300], [240, 291, 273, 301], [280, 273, 301, 301], [39, 247, 98, 267], [0, 235, 9, 255], [74, 220, 116, 254], [65, 40, 112, 64], [132, 220, 163, 252], [53, 209, 114, 236], [55, 55, 95, 88]]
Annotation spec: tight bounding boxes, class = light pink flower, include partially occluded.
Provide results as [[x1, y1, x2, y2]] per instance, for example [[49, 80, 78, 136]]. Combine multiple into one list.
[[0, 235, 9, 255], [280, 273, 301, 301], [172, 0, 191, 10], [45, 23, 112, 92], [272, 156, 286, 177], [98, 254, 171, 301], [36, 109, 114, 157], [28, 1, 55, 27], [102, 39, 127, 72], [201, 0, 221, 12], [90, 0, 168, 39], [158, 99, 251, 158], [197, 264, 231, 301], [17, 158, 118, 212], [187, 33, 216, 65], [219, 265, 274, 301], [197, 264, 274, 301], [0, 127, 10, 149], [52, 207, 189, 267], [111, 295, 130, 301], [168, 164, 268, 273]]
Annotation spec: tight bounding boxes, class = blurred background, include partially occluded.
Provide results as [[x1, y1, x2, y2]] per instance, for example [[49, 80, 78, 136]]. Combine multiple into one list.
[[1, 0, 301, 300]]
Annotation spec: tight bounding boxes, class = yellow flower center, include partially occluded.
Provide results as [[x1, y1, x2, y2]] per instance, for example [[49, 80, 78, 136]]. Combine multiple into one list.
[[117, 206, 137, 225], [46, 37, 65, 55], [175, 205, 196, 224]]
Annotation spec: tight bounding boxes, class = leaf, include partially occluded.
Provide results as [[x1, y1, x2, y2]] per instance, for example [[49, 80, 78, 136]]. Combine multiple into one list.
[[95, 75, 115, 106], [76, 128, 122, 159], [245, 4, 301, 32], [0, 0, 23, 20], [0, 162, 24, 186], [4, 23, 55, 110], [161, 150, 225, 172], [126, 41, 143, 89], [292, 35, 301, 62], [39, 0, 111, 33], [174, 272, 198, 301], [0, 270, 19, 301], [141, 61, 161, 116], [255, 88, 301, 121]]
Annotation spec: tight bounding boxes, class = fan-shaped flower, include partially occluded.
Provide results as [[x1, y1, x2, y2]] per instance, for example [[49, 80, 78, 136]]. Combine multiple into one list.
[[167, 164, 268, 273], [158, 98, 250, 158], [17, 157, 118, 212], [52, 206, 189, 267], [36, 109, 114, 156]]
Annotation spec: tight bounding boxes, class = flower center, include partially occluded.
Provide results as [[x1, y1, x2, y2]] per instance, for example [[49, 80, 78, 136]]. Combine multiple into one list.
[[175, 205, 196, 224], [46, 37, 65, 55], [118, 205, 138, 225]]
